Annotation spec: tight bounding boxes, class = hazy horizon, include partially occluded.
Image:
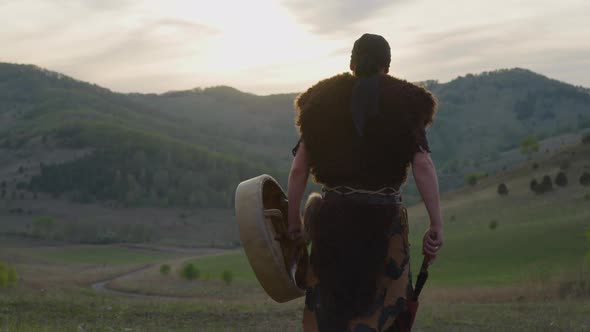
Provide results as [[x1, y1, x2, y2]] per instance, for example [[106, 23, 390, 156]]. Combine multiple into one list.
[[1, 0, 589, 95], [5, 62, 588, 97]]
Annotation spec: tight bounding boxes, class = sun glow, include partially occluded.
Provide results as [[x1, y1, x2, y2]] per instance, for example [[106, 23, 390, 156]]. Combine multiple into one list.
[[1, 0, 588, 94], [147, 0, 348, 85]]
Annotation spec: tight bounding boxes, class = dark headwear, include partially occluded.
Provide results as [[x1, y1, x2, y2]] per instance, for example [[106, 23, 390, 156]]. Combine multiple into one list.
[[350, 33, 391, 136], [351, 34, 391, 77]]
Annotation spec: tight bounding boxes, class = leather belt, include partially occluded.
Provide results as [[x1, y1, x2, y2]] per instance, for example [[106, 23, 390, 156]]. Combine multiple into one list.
[[321, 189, 402, 205]]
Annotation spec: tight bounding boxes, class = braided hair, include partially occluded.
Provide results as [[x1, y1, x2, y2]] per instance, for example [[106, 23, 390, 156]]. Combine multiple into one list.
[[349, 33, 391, 136]]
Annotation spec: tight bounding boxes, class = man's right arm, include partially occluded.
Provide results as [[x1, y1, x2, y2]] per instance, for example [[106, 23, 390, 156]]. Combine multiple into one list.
[[412, 150, 444, 261]]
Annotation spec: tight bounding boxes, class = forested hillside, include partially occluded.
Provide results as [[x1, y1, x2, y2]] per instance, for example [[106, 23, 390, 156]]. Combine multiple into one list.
[[424, 69, 590, 165], [0, 63, 589, 208], [0, 64, 272, 208]]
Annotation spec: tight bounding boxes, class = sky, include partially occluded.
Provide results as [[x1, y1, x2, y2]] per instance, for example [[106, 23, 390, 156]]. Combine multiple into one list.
[[1, 0, 589, 95]]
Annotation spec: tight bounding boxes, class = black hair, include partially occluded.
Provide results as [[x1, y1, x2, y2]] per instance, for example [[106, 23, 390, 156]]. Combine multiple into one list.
[[350, 33, 391, 77], [349, 33, 391, 136]]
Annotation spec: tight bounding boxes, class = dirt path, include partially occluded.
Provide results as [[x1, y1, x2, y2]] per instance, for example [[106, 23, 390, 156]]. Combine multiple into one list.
[[90, 264, 175, 299], [90, 249, 234, 299]]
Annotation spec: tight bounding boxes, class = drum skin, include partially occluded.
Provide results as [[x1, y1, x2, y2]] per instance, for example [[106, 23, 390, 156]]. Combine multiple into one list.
[[235, 174, 306, 303]]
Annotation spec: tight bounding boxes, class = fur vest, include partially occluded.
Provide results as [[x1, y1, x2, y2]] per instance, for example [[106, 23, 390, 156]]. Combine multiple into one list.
[[294, 72, 437, 189]]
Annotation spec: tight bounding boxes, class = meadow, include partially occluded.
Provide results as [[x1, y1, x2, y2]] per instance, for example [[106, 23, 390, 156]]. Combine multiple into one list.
[[1, 142, 589, 331]]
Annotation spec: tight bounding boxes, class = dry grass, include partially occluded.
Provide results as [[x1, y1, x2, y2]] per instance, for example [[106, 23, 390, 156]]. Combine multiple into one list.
[[0, 201, 239, 247], [106, 252, 274, 304], [0, 244, 200, 289]]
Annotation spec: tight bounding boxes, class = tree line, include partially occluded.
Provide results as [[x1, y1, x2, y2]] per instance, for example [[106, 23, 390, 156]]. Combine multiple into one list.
[[27, 122, 271, 208]]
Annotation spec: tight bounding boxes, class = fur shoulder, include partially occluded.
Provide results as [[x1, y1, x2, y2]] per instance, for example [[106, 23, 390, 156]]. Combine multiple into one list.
[[294, 73, 356, 111], [381, 76, 438, 128]]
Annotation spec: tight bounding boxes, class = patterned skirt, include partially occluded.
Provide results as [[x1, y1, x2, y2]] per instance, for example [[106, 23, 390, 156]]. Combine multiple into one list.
[[302, 193, 413, 332]]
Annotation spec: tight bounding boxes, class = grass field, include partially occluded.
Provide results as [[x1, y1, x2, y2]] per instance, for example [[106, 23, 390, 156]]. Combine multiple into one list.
[[1, 289, 589, 331], [25, 246, 174, 265], [187, 251, 256, 282], [410, 142, 590, 287], [1, 142, 589, 331], [409, 195, 589, 286]]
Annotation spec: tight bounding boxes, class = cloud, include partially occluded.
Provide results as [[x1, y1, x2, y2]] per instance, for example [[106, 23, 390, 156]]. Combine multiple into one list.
[[38, 0, 136, 11], [393, 13, 590, 87], [17, 17, 218, 95], [100, 19, 213, 59], [75, 0, 134, 10], [281, 0, 401, 35], [328, 46, 351, 56], [0, 0, 137, 46]]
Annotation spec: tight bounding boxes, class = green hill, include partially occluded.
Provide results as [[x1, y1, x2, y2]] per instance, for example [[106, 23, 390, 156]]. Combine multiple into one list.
[[0, 65, 270, 208], [409, 139, 590, 289], [0, 63, 589, 209], [425, 68, 590, 159]]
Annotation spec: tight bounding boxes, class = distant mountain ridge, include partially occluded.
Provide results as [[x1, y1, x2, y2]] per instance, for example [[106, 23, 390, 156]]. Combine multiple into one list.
[[426, 68, 589, 159], [0, 63, 589, 207]]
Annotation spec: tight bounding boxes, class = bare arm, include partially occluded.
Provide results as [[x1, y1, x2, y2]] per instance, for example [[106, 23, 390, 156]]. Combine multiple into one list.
[[287, 141, 310, 233], [412, 150, 444, 259]]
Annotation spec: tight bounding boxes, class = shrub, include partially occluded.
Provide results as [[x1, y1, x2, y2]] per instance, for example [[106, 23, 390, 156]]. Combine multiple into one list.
[[465, 172, 487, 186], [555, 172, 568, 187], [0, 261, 18, 288], [465, 174, 478, 186], [560, 160, 571, 170], [532, 163, 539, 170], [180, 263, 200, 281], [159, 264, 171, 276], [520, 136, 539, 158], [585, 193, 590, 201], [541, 175, 553, 191], [530, 179, 539, 193], [582, 133, 590, 144], [530, 176, 553, 194], [31, 216, 56, 239], [489, 220, 498, 230], [221, 270, 234, 285], [497, 183, 509, 196], [580, 173, 590, 186]]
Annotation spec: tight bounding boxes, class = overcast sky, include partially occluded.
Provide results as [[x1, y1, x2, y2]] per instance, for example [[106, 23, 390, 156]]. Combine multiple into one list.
[[1, 0, 589, 95]]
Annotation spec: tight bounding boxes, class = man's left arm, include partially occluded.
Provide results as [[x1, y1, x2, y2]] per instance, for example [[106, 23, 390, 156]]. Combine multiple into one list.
[[287, 141, 310, 234]]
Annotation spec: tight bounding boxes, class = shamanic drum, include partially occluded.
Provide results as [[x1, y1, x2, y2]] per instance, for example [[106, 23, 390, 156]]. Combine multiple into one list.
[[235, 174, 308, 303]]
